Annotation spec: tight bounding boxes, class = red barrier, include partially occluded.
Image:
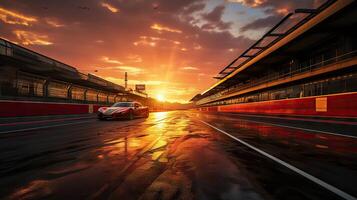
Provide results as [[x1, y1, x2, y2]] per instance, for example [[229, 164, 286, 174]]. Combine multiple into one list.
[[0, 100, 106, 117], [202, 92, 357, 118]]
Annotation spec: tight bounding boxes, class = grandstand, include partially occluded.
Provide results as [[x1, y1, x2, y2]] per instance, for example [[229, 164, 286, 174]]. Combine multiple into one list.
[[0, 38, 147, 116], [191, 0, 357, 117]]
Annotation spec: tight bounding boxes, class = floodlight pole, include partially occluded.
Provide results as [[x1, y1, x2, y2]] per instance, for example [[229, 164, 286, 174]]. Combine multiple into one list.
[[125, 72, 128, 90]]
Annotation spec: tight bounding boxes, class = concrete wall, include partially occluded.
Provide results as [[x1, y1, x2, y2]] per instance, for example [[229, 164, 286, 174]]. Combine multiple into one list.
[[197, 92, 357, 118], [0, 100, 105, 117]]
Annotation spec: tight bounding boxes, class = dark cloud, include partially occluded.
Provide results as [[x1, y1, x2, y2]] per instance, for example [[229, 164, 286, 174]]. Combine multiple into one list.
[[240, 15, 281, 32], [182, 2, 206, 14], [235, 0, 327, 33], [203, 5, 225, 22], [201, 5, 232, 31], [231, 0, 326, 14]]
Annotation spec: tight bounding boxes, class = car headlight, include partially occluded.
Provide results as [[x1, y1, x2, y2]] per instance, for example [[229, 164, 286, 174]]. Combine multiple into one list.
[[98, 107, 108, 113]]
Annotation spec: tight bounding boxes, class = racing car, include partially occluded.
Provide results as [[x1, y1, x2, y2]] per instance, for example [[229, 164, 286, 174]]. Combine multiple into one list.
[[97, 101, 149, 120]]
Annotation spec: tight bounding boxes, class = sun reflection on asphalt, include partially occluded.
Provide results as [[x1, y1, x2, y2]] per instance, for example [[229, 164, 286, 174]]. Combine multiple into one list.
[[152, 111, 169, 121]]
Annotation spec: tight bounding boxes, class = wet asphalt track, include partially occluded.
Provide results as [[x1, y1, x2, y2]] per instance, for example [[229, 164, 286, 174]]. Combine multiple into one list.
[[0, 111, 356, 200]]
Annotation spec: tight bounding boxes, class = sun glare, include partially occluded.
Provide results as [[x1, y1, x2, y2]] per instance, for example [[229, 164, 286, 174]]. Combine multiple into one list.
[[156, 94, 165, 102]]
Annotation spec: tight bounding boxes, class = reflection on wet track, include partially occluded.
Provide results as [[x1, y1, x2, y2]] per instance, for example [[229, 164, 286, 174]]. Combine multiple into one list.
[[0, 111, 356, 200]]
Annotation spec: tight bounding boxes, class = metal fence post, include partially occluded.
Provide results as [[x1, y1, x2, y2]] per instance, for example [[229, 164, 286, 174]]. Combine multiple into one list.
[[67, 84, 73, 101], [43, 79, 49, 97], [84, 89, 88, 102]]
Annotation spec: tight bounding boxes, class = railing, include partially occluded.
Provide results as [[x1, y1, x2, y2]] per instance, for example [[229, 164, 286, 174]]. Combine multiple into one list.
[[197, 50, 357, 105], [1, 38, 78, 73], [0, 71, 125, 105]]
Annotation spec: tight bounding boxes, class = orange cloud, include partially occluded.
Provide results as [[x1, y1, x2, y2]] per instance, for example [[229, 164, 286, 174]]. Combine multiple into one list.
[[181, 66, 198, 70], [45, 18, 65, 27], [133, 40, 156, 47], [0, 7, 37, 26], [227, 0, 266, 7], [13, 30, 53, 45], [133, 36, 181, 47], [127, 54, 143, 63], [276, 8, 290, 15], [114, 66, 143, 75], [133, 36, 158, 47], [101, 56, 123, 64], [151, 24, 182, 33], [100, 2, 119, 13], [193, 44, 202, 50]]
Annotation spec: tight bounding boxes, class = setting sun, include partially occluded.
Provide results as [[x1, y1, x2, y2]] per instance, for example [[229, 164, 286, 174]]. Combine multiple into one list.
[[0, 1, 354, 200], [156, 94, 165, 102]]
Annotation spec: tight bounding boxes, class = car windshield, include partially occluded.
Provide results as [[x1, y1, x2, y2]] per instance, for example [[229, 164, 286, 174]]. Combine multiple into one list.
[[111, 102, 133, 107]]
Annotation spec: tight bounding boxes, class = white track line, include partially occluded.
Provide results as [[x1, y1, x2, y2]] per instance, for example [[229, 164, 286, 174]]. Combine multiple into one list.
[[0, 120, 93, 134], [224, 116, 357, 139], [199, 119, 357, 200]]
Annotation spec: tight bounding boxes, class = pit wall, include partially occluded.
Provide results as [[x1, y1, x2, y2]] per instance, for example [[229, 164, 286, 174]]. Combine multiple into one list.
[[0, 100, 105, 117], [196, 92, 357, 118]]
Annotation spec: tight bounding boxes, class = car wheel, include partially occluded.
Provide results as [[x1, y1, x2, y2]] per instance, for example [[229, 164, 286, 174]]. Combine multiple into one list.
[[128, 110, 134, 120]]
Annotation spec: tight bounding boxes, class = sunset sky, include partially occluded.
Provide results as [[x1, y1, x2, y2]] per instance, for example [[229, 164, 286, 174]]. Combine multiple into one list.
[[0, 0, 324, 103]]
